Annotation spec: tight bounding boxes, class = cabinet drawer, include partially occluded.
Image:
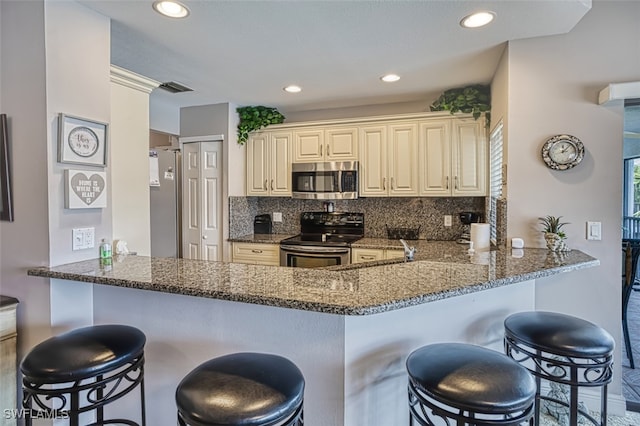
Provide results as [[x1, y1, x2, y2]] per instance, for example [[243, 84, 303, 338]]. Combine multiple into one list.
[[352, 248, 385, 264], [232, 243, 280, 265]]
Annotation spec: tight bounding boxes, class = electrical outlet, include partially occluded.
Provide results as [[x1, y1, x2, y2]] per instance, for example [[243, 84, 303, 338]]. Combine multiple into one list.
[[444, 215, 452, 227], [72, 228, 84, 251], [273, 212, 283, 223], [84, 227, 95, 248]]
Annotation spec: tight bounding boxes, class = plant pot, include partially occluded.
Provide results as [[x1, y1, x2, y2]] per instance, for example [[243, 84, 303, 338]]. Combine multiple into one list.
[[544, 232, 570, 252]]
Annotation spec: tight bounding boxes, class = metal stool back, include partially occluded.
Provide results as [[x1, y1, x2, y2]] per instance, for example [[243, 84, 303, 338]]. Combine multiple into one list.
[[20, 325, 146, 426], [504, 311, 614, 426]]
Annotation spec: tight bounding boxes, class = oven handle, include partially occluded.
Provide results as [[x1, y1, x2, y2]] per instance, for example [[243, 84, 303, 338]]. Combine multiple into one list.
[[280, 245, 350, 254]]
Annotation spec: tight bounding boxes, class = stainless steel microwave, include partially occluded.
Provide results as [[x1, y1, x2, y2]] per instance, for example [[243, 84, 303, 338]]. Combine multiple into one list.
[[291, 161, 358, 200]]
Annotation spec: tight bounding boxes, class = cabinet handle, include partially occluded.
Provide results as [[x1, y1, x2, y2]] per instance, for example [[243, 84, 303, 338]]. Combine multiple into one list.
[[271, 180, 274, 191], [251, 249, 263, 254], [320, 144, 323, 156], [446, 176, 449, 190], [327, 144, 330, 156], [455, 176, 458, 190], [383, 177, 386, 190], [361, 255, 375, 260], [264, 179, 268, 190], [391, 177, 395, 190]]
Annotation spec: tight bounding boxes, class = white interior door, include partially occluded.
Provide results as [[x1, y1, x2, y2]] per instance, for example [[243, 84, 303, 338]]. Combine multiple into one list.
[[182, 141, 222, 261]]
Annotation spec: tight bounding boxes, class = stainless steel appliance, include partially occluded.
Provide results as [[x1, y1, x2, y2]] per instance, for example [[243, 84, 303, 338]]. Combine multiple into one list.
[[291, 161, 358, 200], [280, 212, 364, 268], [150, 147, 182, 257], [457, 211, 482, 244]]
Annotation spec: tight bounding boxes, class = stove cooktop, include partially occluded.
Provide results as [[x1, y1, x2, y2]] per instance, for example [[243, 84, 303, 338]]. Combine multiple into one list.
[[280, 234, 362, 247]]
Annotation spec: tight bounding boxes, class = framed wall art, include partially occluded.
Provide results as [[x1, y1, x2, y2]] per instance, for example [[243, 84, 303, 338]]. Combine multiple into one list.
[[0, 113, 14, 221], [58, 113, 108, 167], [64, 169, 107, 209]]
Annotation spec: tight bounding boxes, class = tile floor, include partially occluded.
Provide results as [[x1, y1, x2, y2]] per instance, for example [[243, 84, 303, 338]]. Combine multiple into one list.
[[623, 285, 640, 411]]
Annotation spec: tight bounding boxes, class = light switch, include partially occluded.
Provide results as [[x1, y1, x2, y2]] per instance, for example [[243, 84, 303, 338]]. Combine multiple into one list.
[[587, 221, 601, 241], [72, 228, 84, 251]]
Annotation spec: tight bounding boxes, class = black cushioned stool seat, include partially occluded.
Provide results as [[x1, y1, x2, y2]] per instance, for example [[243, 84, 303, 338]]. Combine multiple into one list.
[[406, 343, 536, 426], [20, 324, 146, 426], [176, 352, 304, 426], [504, 311, 614, 426]]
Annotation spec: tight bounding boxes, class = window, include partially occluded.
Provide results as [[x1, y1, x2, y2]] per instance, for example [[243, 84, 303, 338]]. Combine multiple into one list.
[[623, 157, 640, 238], [488, 121, 504, 244]]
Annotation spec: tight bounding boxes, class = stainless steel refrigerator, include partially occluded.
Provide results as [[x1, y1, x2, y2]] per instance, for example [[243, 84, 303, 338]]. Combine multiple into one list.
[[150, 147, 182, 257]]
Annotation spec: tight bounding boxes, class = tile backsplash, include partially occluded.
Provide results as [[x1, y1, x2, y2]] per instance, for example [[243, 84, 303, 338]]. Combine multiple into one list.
[[230, 196, 486, 241]]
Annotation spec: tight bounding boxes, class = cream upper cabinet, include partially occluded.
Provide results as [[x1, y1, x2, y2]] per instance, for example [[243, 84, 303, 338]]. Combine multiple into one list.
[[246, 131, 292, 196], [360, 122, 419, 197], [387, 123, 419, 196], [419, 120, 451, 196], [452, 118, 487, 196], [293, 127, 358, 162], [419, 117, 486, 196]]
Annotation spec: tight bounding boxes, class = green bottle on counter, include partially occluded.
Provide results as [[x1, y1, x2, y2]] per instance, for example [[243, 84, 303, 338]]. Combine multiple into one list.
[[99, 239, 112, 259]]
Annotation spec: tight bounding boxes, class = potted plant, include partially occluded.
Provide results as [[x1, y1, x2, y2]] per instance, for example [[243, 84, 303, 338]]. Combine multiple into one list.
[[539, 215, 570, 252], [236, 106, 285, 145], [430, 84, 491, 128]]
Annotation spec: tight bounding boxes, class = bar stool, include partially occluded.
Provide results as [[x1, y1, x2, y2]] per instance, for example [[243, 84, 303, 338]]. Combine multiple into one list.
[[176, 352, 304, 426], [406, 343, 536, 425], [504, 311, 614, 426], [20, 324, 146, 426]]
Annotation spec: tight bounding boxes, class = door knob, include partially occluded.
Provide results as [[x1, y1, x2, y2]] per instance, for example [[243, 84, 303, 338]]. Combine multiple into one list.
[[202, 235, 207, 239]]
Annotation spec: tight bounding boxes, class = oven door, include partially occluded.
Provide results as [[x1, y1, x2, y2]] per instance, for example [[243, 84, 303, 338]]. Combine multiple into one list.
[[280, 244, 350, 268]]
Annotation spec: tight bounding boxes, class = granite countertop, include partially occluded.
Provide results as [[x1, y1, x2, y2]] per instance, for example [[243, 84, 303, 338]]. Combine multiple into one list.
[[228, 234, 294, 244], [27, 242, 598, 316]]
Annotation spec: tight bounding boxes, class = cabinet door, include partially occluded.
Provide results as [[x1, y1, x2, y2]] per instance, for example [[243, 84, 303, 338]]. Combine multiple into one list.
[[326, 127, 358, 160], [419, 120, 451, 196], [358, 126, 388, 196], [293, 129, 324, 162], [385, 249, 404, 260], [246, 132, 269, 196], [452, 119, 487, 196], [269, 131, 292, 196], [388, 123, 419, 196]]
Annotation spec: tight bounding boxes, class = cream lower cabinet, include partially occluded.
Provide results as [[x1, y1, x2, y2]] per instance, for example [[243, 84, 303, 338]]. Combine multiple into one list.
[[352, 248, 404, 264], [232, 243, 280, 266], [359, 123, 419, 197], [246, 131, 292, 196], [293, 127, 358, 163], [419, 118, 486, 196]]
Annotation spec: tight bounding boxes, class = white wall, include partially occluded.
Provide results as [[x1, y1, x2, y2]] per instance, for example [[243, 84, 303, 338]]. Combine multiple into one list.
[[110, 72, 155, 256], [0, 0, 53, 354], [149, 95, 180, 135], [504, 0, 640, 403]]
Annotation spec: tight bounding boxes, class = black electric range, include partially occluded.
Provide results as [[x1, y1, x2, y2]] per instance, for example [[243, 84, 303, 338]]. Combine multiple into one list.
[[279, 212, 364, 267]]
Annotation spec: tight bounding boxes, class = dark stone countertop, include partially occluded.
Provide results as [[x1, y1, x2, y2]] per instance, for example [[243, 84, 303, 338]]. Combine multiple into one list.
[[27, 242, 598, 316]]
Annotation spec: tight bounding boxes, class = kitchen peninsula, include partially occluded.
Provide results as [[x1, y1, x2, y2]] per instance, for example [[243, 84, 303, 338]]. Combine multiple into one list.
[[28, 244, 597, 425]]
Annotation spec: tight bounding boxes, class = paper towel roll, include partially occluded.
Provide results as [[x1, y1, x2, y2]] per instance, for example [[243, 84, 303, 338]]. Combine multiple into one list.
[[470, 223, 490, 251]]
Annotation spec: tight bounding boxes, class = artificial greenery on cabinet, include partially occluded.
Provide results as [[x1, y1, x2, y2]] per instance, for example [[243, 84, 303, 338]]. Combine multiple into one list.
[[236, 106, 285, 145], [430, 84, 491, 127]]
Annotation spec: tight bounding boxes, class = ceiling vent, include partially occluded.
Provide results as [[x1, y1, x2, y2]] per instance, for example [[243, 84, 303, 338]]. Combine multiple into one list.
[[158, 81, 193, 93]]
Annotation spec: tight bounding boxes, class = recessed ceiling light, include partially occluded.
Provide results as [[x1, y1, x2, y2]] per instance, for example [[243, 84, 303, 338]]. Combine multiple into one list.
[[284, 85, 302, 93], [460, 11, 495, 28], [381, 74, 401, 83], [153, 1, 190, 18]]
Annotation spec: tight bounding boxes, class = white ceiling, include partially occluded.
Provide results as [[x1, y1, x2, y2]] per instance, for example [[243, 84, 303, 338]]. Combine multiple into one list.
[[78, 0, 593, 115]]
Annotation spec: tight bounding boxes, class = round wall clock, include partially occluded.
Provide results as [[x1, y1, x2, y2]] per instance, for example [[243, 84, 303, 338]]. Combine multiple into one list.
[[541, 134, 584, 170], [67, 126, 99, 157]]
